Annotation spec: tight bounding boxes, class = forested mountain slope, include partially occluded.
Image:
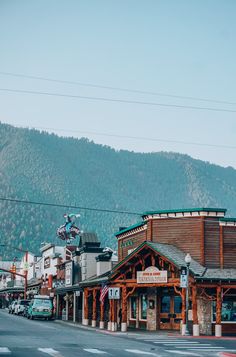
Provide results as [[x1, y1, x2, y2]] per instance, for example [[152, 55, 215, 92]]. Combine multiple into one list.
[[1, 122, 236, 259]]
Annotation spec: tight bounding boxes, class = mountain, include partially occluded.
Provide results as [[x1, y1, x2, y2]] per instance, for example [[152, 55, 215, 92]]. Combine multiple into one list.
[[1, 122, 236, 260]]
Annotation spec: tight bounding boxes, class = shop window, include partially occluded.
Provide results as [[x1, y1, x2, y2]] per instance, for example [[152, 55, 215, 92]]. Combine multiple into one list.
[[212, 299, 236, 322], [130, 297, 136, 319], [140, 294, 147, 320], [161, 296, 170, 313]]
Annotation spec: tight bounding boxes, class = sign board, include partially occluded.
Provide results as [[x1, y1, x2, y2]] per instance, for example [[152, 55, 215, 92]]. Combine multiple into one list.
[[44, 257, 50, 269], [75, 291, 81, 297], [137, 266, 167, 284], [180, 266, 187, 288], [108, 287, 120, 299], [180, 274, 187, 288], [65, 261, 73, 286], [23, 262, 29, 271]]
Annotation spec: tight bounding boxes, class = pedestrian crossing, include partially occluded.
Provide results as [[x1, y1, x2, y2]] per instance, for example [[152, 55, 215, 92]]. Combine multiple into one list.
[[0, 344, 236, 356], [135, 337, 236, 355]]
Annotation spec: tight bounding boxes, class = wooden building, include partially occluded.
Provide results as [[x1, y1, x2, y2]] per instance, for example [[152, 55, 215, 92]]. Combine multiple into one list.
[[81, 208, 236, 336]]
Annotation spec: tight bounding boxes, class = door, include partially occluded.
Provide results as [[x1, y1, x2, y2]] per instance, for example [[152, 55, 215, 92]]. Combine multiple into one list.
[[160, 294, 182, 330]]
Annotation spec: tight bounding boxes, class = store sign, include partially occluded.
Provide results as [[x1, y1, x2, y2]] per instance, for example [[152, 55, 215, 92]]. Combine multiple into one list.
[[108, 287, 120, 299], [137, 266, 167, 284], [44, 257, 50, 269], [65, 261, 73, 286]]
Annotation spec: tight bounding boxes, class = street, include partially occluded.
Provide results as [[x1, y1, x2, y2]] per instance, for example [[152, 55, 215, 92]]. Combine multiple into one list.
[[0, 310, 236, 357]]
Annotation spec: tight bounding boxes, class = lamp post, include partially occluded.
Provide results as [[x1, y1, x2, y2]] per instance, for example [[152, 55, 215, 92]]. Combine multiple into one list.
[[0, 244, 28, 299], [184, 253, 192, 336]]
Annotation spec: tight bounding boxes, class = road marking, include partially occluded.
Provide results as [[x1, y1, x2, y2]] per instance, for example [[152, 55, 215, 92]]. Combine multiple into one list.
[[125, 350, 158, 356], [162, 342, 200, 344], [165, 351, 201, 356], [0, 348, 11, 354], [83, 349, 107, 354], [38, 348, 63, 357]]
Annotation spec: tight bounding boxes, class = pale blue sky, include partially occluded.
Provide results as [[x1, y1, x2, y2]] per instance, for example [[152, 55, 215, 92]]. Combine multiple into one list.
[[0, 0, 236, 167]]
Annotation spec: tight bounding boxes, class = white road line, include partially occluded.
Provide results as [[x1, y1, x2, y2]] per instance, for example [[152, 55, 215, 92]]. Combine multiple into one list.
[[165, 351, 201, 356], [38, 348, 63, 357], [162, 342, 200, 344], [83, 349, 107, 354], [125, 350, 158, 356], [0, 348, 11, 354]]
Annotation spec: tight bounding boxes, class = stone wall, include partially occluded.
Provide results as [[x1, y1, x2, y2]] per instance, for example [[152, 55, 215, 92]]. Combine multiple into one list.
[[197, 298, 212, 335], [147, 288, 157, 331]]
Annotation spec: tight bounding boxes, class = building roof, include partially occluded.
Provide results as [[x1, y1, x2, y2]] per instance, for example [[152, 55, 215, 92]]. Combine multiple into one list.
[[142, 207, 227, 216], [114, 221, 146, 236], [79, 271, 110, 287], [196, 269, 236, 281], [78, 232, 100, 247], [112, 241, 205, 277]]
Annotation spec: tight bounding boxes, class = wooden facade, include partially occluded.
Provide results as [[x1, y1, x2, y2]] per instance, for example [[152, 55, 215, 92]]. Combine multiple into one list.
[[82, 208, 236, 336]]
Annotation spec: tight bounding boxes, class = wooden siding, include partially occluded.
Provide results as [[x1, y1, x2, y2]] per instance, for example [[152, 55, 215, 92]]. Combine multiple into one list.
[[204, 218, 220, 268], [151, 217, 203, 264], [223, 226, 236, 268], [118, 230, 147, 261]]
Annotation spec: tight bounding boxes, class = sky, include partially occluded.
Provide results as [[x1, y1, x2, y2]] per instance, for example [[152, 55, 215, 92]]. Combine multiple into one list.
[[0, 0, 236, 168]]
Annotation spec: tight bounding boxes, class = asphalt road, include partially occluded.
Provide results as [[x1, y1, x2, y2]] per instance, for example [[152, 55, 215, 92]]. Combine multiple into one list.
[[0, 310, 236, 357]]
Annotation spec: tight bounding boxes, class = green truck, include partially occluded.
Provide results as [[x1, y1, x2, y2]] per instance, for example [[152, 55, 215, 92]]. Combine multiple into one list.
[[27, 295, 53, 320]]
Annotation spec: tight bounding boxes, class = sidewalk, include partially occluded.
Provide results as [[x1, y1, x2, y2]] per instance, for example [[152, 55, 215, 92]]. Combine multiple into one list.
[[54, 319, 236, 340]]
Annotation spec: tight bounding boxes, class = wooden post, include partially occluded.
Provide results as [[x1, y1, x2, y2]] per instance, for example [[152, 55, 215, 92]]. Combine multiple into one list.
[[181, 288, 186, 335], [192, 286, 199, 336], [215, 286, 222, 336], [121, 286, 127, 331], [108, 298, 112, 331], [83, 288, 89, 325], [100, 300, 105, 329], [92, 289, 97, 327]]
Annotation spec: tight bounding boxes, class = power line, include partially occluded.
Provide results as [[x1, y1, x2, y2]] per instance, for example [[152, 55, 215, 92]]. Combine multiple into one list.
[[0, 197, 235, 225], [1, 87, 236, 113], [25, 125, 236, 150], [0, 70, 235, 106], [0, 197, 141, 216]]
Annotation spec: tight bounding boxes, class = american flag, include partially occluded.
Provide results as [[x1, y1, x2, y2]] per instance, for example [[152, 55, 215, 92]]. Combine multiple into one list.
[[100, 284, 109, 304]]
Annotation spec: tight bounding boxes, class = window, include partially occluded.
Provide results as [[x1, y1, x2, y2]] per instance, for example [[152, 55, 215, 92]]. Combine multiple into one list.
[[130, 297, 136, 319], [212, 299, 236, 322], [140, 294, 147, 320]]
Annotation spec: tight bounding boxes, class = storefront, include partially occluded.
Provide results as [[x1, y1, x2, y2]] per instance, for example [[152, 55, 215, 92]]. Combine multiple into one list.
[[82, 208, 236, 336]]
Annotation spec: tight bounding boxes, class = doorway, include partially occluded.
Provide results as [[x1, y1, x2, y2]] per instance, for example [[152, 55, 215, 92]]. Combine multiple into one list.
[[159, 292, 182, 330]]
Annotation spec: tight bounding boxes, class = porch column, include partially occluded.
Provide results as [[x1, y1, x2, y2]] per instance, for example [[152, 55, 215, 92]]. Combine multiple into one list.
[[73, 292, 76, 323], [215, 286, 222, 337], [121, 286, 127, 332], [83, 288, 89, 325], [111, 299, 117, 332], [181, 288, 186, 335], [65, 293, 69, 321], [192, 286, 199, 336], [100, 301, 105, 329], [92, 289, 97, 327], [107, 299, 112, 331]]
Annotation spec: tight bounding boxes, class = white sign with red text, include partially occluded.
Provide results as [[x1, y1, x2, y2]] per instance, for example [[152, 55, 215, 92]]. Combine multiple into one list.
[[137, 266, 167, 284]]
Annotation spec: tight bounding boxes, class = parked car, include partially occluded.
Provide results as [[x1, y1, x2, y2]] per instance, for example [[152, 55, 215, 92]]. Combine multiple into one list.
[[15, 300, 31, 315], [27, 295, 53, 320], [22, 304, 30, 318], [8, 300, 18, 314]]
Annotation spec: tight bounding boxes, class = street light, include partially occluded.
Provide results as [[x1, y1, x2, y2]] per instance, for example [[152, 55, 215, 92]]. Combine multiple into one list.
[[0, 244, 28, 299], [184, 253, 192, 336]]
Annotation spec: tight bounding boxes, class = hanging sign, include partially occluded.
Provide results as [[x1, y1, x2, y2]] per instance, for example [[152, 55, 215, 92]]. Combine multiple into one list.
[[137, 266, 167, 284], [108, 287, 120, 299], [180, 266, 187, 288]]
